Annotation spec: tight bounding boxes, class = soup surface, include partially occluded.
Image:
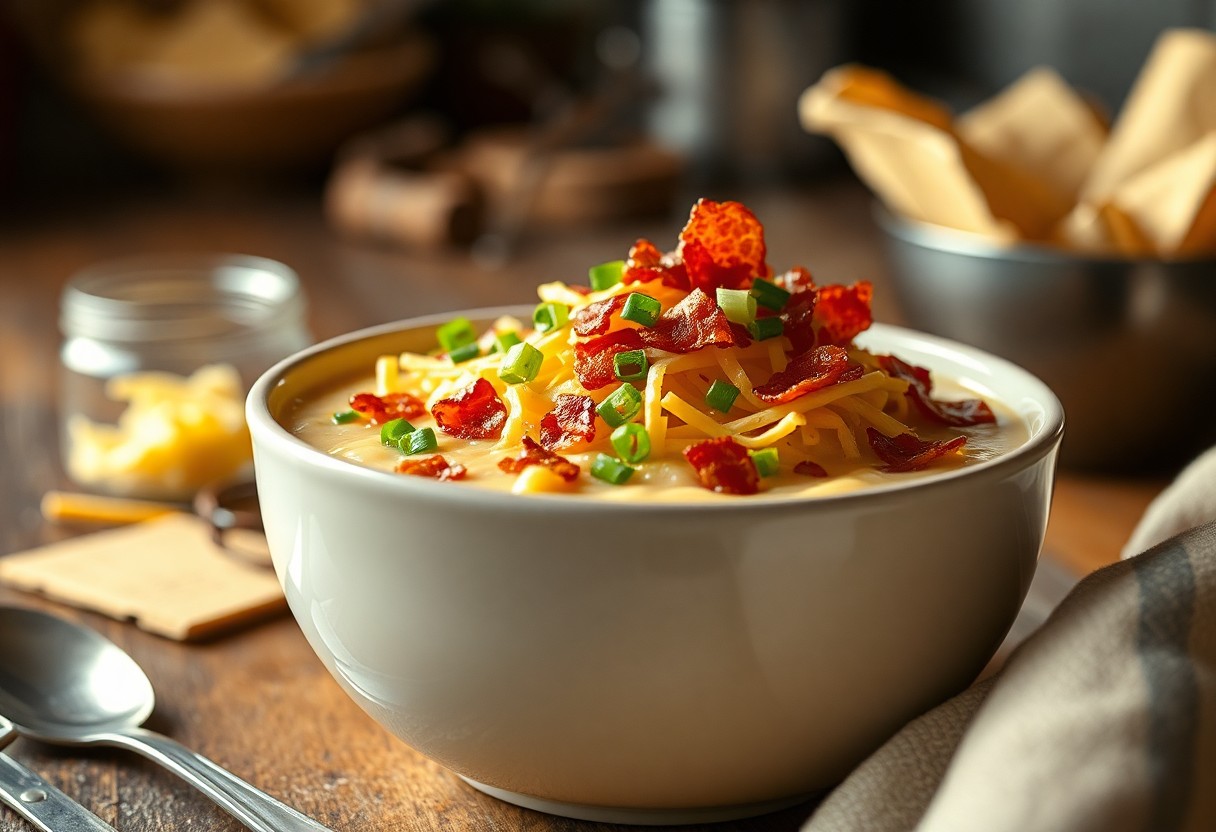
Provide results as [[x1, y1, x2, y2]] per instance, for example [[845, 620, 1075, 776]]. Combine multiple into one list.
[[287, 199, 1028, 500], [288, 373, 1027, 500]]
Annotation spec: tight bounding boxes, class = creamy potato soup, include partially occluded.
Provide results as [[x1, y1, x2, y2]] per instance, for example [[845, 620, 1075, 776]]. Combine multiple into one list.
[[289, 374, 1025, 500], [288, 200, 1028, 500]]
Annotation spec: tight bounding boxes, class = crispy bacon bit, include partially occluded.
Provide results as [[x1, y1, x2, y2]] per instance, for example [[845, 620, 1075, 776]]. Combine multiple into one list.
[[793, 460, 828, 478], [678, 199, 769, 292], [623, 238, 690, 290], [571, 295, 628, 337], [682, 436, 760, 495], [498, 436, 580, 482], [877, 355, 996, 427], [395, 455, 467, 480], [430, 378, 508, 439], [867, 428, 967, 472], [539, 395, 597, 450], [639, 288, 736, 353], [774, 265, 816, 294], [349, 391, 426, 425], [776, 267, 819, 353], [813, 281, 873, 345], [753, 345, 851, 404], [573, 328, 645, 390]]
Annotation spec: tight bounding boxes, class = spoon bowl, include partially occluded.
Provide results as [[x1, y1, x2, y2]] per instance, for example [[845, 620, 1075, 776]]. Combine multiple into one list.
[[0, 605, 333, 832], [0, 606, 153, 739]]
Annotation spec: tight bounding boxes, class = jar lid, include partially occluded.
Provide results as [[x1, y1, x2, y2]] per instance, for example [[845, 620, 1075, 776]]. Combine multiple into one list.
[[60, 254, 306, 346]]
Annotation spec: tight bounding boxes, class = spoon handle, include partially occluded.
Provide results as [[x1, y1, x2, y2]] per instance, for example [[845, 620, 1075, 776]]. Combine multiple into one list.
[[98, 729, 334, 832], [0, 753, 118, 832]]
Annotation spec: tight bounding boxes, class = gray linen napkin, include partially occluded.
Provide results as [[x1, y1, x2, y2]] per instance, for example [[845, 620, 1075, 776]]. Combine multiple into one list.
[[804, 467, 1216, 831], [1124, 445, 1216, 559]]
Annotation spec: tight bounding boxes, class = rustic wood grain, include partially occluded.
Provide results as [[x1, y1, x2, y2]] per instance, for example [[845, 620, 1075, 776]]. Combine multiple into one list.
[[0, 180, 1164, 831]]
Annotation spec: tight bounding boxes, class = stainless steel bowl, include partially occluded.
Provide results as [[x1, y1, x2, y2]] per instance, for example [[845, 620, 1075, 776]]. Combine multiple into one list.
[[876, 206, 1216, 472]]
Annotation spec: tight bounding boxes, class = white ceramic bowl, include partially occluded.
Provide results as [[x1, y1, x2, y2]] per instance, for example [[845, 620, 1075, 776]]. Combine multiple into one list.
[[246, 308, 1064, 825]]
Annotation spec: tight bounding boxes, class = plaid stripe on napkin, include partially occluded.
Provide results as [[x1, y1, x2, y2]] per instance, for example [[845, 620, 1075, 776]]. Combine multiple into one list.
[[805, 465, 1216, 831]]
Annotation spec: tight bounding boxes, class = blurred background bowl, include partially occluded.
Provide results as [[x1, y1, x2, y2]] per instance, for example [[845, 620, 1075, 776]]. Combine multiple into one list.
[[877, 206, 1216, 473], [68, 34, 434, 173], [5, 0, 436, 176]]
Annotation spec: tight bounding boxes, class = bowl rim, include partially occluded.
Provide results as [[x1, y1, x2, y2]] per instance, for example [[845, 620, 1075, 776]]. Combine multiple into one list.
[[247, 306, 1065, 514], [873, 202, 1216, 267]]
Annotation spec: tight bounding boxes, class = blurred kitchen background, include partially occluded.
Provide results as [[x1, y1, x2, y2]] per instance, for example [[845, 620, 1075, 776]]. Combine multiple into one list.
[[1, 0, 1214, 481], [3, 0, 1213, 207]]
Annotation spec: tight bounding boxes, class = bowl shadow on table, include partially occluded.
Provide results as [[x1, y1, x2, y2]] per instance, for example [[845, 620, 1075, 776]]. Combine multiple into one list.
[[876, 206, 1216, 474]]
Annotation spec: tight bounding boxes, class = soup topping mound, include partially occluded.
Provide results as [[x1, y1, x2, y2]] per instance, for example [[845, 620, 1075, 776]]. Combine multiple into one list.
[[328, 199, 996, 496]]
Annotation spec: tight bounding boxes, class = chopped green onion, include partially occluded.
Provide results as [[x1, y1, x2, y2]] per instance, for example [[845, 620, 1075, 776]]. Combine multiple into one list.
[[590, 453, 635, 485], [749, 447, 780, 478], [491, 331, 522, 354], [588, 260, 625, 291], [610, 423, 651, 464], [380, 418, 414, 446], [749, 279, 791, 312], [533, 302, 570, 333], [613, 349, 649, 382], [498, 341, 544, 384], [436, 317, 476, 352], [449, 342, 481, 363], [716, 288, 756, 325], [747, 316, 784, 341], [596, 383, 643, 428], [400, 426, 438, 455], [621, 293, 661, 327], [704, 379, 740, 413], [331, 410, 360, 425]]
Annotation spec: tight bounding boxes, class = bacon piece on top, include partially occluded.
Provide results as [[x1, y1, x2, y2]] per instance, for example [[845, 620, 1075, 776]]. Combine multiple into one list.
[[774, 266, 819, 354], [682, 436, 760, 495], [539, 394, 597, 450], [867, 428, 967, 472], [774, 264, 816, 294], [395, 455, 467, 480], [639, 288, 736, 354], [753, 345, 852, 404], [498, 436, 580, 482], [349, 391, 426, 425], [430, 377, 508, 440], [813, 281, 873, 345], [622, 238, 690, 290], [571, 295, 629, 337], [678, 199, 769, 292], [877, 355, 996, 427], [573, 328, 645, 390]]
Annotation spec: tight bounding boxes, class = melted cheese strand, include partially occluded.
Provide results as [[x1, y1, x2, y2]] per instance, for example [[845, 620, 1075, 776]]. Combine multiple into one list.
[[375, 355, 400, 396], [724, 372, 899, 434], [832, 396, 909, 438], [714, 351, 767, 409], [660, 392, 728, 437], [644, 358, 673, 457], [806, 408, 860, 458]]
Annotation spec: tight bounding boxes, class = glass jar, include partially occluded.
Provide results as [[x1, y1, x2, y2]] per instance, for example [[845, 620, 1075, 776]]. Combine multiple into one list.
[[59, 253, 312, 500]]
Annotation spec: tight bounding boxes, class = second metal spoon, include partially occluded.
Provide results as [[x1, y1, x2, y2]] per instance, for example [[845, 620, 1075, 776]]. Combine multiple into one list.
[[0, 715, 116, 832]]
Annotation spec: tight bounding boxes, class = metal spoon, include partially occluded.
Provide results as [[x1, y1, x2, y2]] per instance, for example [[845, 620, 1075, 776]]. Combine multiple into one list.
[[0, 715, 117, 832], [0, 607, 334, 832]]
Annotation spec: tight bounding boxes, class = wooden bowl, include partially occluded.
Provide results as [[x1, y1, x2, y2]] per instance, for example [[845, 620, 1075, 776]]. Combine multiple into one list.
[[68, 33, 434, 172]]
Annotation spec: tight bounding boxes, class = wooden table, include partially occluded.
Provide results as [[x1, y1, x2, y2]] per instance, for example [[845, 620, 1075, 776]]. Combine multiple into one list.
[[0, 178, 1168, 831]]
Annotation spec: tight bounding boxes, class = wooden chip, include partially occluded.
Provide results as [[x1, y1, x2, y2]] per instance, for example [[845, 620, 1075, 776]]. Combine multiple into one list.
[[0, 514, 284, 641]]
